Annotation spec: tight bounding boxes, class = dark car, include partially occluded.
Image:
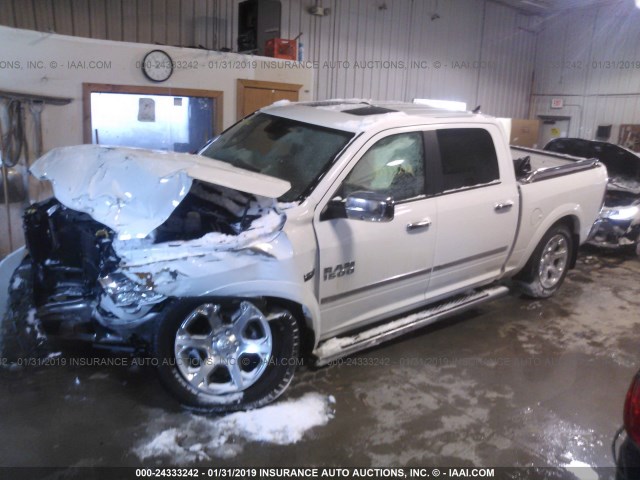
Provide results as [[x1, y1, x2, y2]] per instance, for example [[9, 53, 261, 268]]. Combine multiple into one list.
[[615, 371, 640, 479], [545, 138, 640, 253]]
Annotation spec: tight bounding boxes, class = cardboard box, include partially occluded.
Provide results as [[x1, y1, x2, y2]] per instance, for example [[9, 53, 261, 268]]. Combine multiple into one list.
[[510, 119, 541, 148]]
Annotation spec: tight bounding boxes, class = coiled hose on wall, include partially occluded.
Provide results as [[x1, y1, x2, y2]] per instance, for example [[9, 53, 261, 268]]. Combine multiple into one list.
[[1, 99, 25, 168]]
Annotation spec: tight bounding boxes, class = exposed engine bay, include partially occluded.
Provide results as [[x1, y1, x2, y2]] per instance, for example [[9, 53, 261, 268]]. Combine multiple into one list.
[[21, 180, 286, 346], [149, 181, 268, 243]]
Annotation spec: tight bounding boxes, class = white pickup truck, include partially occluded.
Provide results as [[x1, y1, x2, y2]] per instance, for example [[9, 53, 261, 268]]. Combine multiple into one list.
[[0, 100, 607, 412]]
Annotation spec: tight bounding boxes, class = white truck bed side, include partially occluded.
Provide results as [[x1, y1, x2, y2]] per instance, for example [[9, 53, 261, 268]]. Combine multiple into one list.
[[504, 146, 608, 276]]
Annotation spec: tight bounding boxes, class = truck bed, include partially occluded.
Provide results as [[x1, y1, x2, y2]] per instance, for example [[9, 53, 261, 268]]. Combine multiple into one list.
[[504, 144, 608, 277], [511, 146, 600, 184]]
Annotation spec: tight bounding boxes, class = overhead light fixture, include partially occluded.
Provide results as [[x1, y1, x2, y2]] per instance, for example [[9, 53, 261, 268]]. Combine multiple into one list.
[[308, 6, 330, 16], [413, 98, 467, 111], [636, 0, 640, 9], [520, 0, 548, 9]]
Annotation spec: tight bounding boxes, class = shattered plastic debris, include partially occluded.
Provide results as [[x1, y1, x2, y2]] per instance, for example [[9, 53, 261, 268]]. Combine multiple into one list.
[[10, 276, 23, 290], [25, 308, 46, 341], [134, 393, 335, 463]]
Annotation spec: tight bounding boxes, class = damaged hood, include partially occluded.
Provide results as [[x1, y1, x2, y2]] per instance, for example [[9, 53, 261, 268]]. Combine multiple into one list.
[[30, 145, 291, 239], [544, 138, 640, 195]]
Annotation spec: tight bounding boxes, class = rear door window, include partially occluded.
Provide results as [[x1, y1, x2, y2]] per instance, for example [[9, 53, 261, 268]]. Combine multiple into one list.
[[436, 128, 499, 191]]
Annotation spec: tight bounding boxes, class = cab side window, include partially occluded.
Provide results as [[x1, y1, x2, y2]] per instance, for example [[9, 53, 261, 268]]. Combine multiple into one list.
[[340, 132, 425, 202], [436, 128, 499, 191]]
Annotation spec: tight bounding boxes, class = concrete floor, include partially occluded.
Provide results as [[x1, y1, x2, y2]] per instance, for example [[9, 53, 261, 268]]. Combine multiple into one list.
[[0, 247, 638, 476]]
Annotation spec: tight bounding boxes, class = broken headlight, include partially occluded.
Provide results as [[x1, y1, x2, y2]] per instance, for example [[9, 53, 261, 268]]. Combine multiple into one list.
[[98, 273, 165, 308], [607, 206, 640, 221]]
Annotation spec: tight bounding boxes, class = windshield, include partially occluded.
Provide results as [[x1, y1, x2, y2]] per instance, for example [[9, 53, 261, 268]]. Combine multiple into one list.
[[200, 113, 354, 202]]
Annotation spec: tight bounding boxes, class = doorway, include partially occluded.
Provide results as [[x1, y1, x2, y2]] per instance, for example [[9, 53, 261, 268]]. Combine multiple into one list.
[[538, 116, 571, 147], [236, 79, 302, 120]]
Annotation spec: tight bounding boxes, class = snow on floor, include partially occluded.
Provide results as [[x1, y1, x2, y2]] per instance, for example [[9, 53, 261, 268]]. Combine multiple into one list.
[[134, 392, 335, 463], [563, 453, 599, 480]]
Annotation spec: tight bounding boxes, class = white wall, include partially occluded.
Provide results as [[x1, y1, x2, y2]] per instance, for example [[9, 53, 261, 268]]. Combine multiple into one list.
[[280, 0, 537, 118], [531, 0, 640, 140], [0, 0, 539, 119], [0, 25, 313, 255], [0, 25, 313, 149]]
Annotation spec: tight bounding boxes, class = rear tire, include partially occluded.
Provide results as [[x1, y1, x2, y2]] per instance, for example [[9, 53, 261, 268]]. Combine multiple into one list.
[[154, 298, 300, 413], [515, 224, 573, 299]]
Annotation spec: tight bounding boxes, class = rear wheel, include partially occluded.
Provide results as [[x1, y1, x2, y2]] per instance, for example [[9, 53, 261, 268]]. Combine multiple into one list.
[[515, 224, 573, 298], [154, 299, 300, 412]]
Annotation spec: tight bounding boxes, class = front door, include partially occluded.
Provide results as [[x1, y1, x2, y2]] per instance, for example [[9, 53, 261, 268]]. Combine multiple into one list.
[[314, 130, 438, 338]]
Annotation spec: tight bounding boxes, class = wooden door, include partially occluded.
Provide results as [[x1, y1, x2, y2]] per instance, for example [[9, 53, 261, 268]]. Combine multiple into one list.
[[237, 79, 302, 120]]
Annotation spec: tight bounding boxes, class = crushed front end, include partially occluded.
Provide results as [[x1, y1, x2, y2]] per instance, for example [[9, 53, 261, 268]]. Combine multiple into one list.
[[21, 198, 165, 349], [589, 190, 640, 253]]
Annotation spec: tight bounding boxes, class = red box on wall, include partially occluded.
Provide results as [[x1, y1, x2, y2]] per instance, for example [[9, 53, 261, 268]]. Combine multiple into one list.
[[265, 38, 297, 60]]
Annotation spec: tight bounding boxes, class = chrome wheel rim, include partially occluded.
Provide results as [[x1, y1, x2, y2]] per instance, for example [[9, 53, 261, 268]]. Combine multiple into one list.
[[538, 234, 568, 289], [174, 302, 272, 395]]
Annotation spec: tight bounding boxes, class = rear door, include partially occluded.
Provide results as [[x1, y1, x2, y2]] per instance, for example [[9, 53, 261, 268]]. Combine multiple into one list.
[[314, 128, 439, 337], [427, 125, 519, 299]]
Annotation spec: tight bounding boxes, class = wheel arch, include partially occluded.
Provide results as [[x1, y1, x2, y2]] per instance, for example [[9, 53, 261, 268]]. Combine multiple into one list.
[[556, 214, 581, 269], [264, 297, 316, 357], [200, 280, 321, 351], [531, 214, 580, 270], [513, 216, 576, 298], [510, 208, 583, 276]]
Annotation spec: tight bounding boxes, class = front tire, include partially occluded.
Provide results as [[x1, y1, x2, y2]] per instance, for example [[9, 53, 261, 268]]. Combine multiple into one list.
[[154, 299, 300, 413], [515, 224, 573, 299]]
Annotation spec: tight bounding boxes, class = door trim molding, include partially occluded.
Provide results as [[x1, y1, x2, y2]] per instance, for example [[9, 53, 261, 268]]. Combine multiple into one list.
[[432, 246, 509, 273], [320, 246, 509, 305], [320, 267, 431, 305]]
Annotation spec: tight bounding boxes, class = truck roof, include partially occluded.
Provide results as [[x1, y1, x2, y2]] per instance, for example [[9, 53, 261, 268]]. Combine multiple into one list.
[[260, 99, 493, 133]]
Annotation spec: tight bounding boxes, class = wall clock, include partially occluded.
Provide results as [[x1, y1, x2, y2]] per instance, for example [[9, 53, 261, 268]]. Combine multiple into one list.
[[141, 49, 173, 82]]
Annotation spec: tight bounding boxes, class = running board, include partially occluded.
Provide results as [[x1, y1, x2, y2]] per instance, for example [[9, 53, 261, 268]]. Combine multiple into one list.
[[313, 285, 509, 366]]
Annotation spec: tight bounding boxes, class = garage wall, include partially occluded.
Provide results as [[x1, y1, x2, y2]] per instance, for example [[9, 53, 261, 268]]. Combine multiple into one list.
[[0, 0, 538, 118], [0, 25, 313, 256], [531, 1, 640, 140], [281, 0, 537, 118], [0, 0, 233, 50], [0, 25, 313, 147]]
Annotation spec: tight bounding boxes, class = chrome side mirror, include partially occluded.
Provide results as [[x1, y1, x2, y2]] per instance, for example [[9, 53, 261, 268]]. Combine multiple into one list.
[[345, 191, 394, 222]]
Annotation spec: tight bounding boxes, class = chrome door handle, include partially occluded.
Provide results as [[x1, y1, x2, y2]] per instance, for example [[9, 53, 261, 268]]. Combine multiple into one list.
[[494, 201, 514, 212], [406, 218, 432, 231]]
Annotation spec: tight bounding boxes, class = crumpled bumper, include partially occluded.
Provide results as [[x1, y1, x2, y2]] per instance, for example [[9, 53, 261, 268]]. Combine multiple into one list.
[[588, 218, 640, 251]]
